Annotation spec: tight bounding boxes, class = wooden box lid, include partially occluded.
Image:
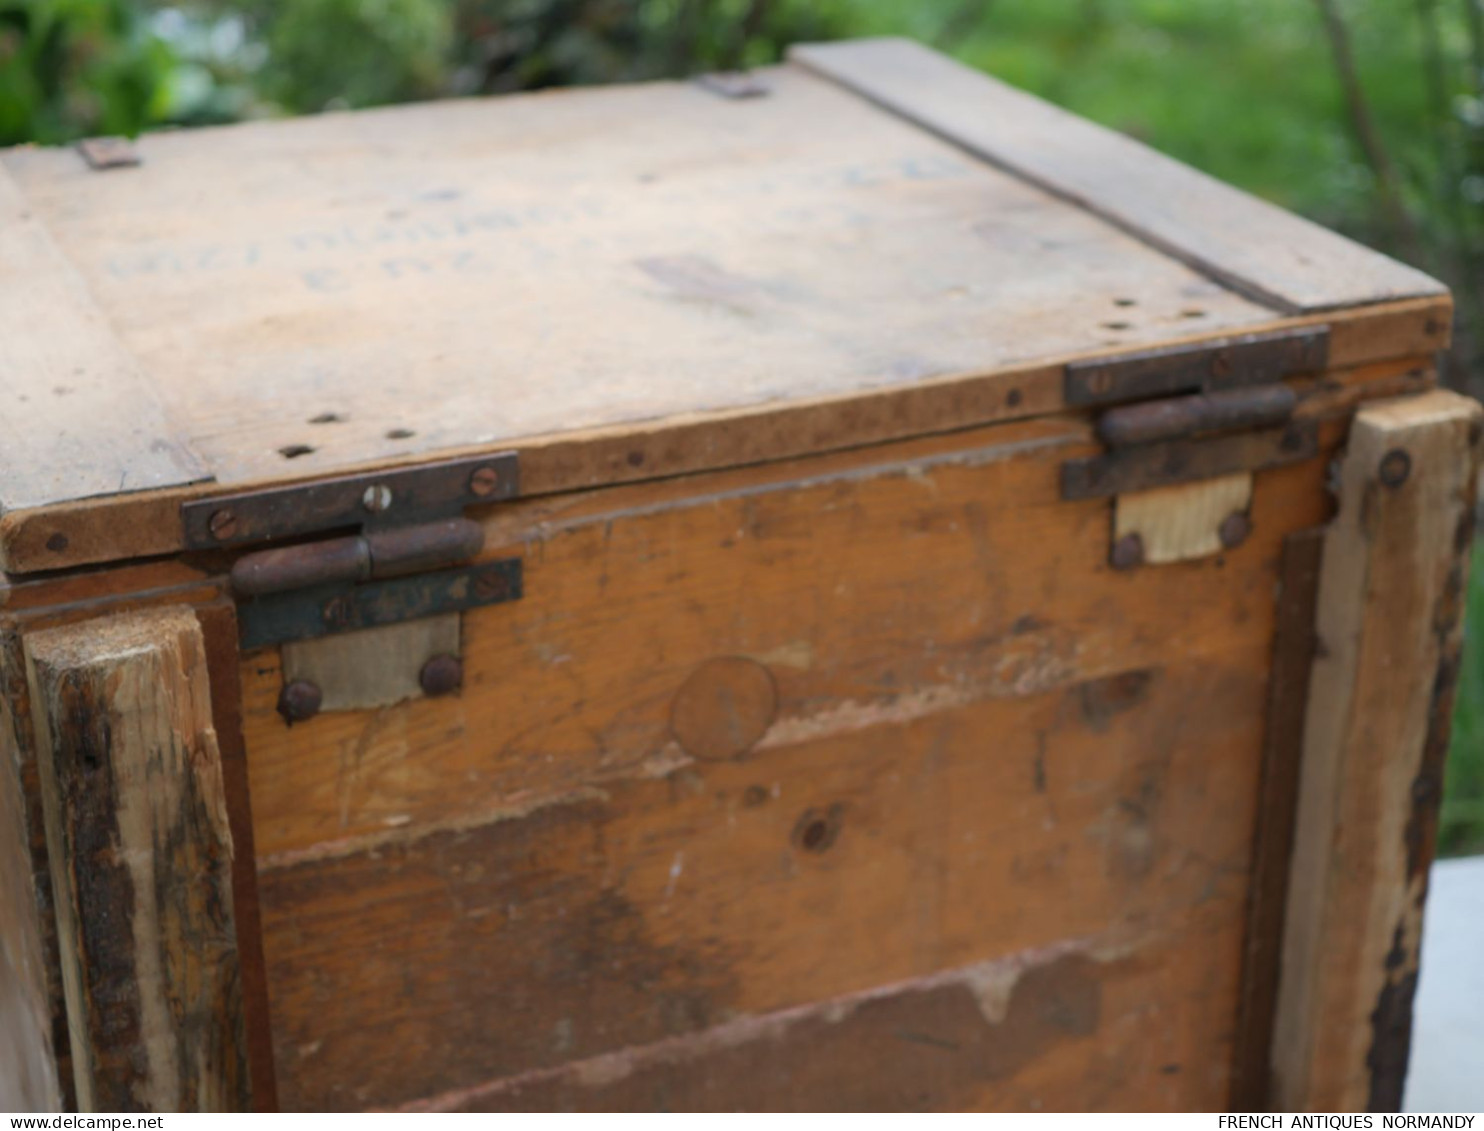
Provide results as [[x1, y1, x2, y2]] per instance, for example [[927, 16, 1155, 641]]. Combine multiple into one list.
[[0, 37, 1447, 574]]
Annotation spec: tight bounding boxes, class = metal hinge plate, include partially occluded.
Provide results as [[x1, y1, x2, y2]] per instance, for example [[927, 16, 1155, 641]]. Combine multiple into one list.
[[182, 452, 518, 550], [1064, 326, 1329, 407], [239, 558, 522, 651], [182, 452, 524, 649]]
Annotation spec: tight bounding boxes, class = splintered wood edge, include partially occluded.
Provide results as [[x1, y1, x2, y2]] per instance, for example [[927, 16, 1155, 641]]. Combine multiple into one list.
[[23, 605, 251, 1112], [0, 297, 1451, 578], [1271, 388, 1482, 1111], [789, 38, 1446, 314]]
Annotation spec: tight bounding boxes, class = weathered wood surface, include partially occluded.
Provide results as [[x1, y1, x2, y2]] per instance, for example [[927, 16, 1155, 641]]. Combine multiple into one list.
[[0, 631, 66, 1112], [0, 304, 1449, 577], [0, 166, 205, 516], [25, 607, 250, 1112], [403, 913, 1231, 1112], [238, 416, 1339, 1109], [1272, 389, 1482, 1112], [0, 62, 1272, 506], [790, 38, 1445, 315], [1230, 529, 1325, 1109]]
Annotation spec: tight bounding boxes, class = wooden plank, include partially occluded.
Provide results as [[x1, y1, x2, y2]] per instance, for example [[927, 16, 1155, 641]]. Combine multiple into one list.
[[1272, 389, 1483, 1111], [240, 416, 1338, 861], [0, 166, 206, 516], [1114, 473, 1252, 564], [789, 38, 1445, 315], [0, 314, 1448, 576], [0, 631, 66, 1112], [1, 63, 1276, 506], [402, 913, 1234, 1112], [195, 601, 279, 1113], [24, 607, 250, 1112], [258, 654, 1267, 1110], [1230, 529, 1325, 1109]]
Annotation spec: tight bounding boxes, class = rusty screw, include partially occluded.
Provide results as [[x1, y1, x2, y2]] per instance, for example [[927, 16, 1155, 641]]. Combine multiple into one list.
[[1219, 512, 1252, 550], [208, 509, 239, 541], [468, 465, 502, 497], [1110, 532, 1145, 571], [277, 680, 322, 724], [419, 653, 463, 697], [321, 595, 355, 629], [1210, 350, 1232, 379], [1379, 449, 1412, 489], [473, 569, 509, 601]]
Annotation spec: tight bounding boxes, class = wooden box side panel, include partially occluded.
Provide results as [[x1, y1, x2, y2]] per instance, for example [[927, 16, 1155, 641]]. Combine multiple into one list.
[[239, 413, 1338, 1110]]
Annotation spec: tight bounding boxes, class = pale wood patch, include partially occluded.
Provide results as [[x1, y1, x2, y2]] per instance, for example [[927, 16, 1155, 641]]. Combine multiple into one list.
[[1115, 473, 1253, 564], [281, 615, 460, 711]]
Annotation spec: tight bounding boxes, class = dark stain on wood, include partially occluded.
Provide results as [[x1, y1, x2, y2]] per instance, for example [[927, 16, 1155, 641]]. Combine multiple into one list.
[[1074, 669, 1155, 732], [1230, 528, 1324, 1110], [197, 601, 279, 1112], [258, 795, 742, 1110], [422, 952, 1105, 1112], [1366, 923, 1419, 1113]]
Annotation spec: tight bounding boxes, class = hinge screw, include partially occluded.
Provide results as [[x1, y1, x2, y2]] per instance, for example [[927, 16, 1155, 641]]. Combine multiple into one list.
[[468, 466, 502, 497], [1379, 449, 1412, 489], [362, 484, 393, 512], [277, 680, 323, 724], [419, 653, 463, 697], [322, 595, 355, 629], [208, 509, 239, 541], [1219, 512, 1252, 550], [1110, 533, 1145, 571]]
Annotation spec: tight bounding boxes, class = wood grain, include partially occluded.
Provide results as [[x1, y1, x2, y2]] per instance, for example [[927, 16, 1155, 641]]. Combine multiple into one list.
[[0, 166, 205, 515], [1230, 528, 1325, 1109], [240, 417, 1335, 862], [25, 607, 250, 1112], [1271, 390, 1482, 1111], [790, 38, 1445, 314], [403, 912, 1239, 1112], [0, 314, 1448, 576], [235, 415, 1341, 1109], [259, 654, 1267, 1109], [0, 631, 66, 1112]]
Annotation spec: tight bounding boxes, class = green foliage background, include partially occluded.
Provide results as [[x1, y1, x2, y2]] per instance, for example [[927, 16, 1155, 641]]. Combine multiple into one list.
[[3, 0, 1483, 853]]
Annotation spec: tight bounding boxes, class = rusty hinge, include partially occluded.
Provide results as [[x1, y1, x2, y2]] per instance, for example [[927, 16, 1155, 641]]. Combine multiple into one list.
[[1064, 326, 1329, 407], [181, 453, 523, 648], [1059, 329, 1328, 505]]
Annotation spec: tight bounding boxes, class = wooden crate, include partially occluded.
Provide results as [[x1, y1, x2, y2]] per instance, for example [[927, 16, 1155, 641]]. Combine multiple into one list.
[[0, 37, 1476, 1114]]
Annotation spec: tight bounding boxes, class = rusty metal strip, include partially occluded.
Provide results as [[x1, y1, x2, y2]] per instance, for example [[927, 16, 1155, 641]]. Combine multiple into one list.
[[1229, 528, 1325, 1110], [182, 452, 518, 550], [1097, 385, 1297, 448], [1065, 327, 1329, 407], [238, 558, 522, 650], [1060, 420, 1317, 501], [74, 137, 141, 170]]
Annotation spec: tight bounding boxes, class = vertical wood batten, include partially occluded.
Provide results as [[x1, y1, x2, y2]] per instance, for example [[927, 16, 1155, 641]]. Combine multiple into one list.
[[24, 607, 250, 1112], [1272, 389, 1482, 1111]]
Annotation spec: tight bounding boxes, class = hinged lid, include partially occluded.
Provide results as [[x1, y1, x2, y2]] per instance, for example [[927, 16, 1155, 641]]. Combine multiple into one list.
[[0, 37, 1448, 576]]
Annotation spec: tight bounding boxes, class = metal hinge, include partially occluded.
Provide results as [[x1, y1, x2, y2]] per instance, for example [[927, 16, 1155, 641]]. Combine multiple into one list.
[[1058, 328, 1330, 570], [181, 453, 523, 649], [1059, 328, 1328, 502]]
